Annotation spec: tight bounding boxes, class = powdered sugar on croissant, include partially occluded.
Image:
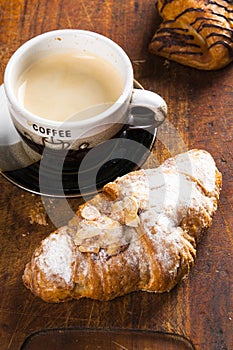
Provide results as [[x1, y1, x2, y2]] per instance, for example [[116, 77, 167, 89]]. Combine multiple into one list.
[[23, 149, 222, 302]]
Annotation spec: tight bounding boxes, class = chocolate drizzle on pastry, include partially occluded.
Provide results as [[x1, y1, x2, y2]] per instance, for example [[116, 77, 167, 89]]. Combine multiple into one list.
[[149, 0, 233, 69]]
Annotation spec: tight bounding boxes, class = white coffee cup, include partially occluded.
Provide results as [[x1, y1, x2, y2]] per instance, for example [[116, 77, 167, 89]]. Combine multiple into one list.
[[4, 29, 167, 155]]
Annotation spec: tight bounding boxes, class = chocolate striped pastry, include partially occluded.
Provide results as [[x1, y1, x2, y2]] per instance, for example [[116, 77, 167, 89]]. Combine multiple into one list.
[[149, 0, 233, 70]]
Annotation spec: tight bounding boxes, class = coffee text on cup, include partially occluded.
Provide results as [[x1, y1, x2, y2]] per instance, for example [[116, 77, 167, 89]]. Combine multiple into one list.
[[32, 124, 71, 138]]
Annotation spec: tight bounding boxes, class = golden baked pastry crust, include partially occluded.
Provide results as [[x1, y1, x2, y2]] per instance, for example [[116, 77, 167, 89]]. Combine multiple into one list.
[[23, 149, 222, 302], [149, 0, 233, 70]]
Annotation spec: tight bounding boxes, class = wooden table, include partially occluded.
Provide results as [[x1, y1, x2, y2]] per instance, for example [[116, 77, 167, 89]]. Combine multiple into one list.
[[0, 1, 232, 349]]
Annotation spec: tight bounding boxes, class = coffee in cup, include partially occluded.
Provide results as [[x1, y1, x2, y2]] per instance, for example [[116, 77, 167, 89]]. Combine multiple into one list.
[[4, 29, 167, 157], [16, 50, 124, 122]]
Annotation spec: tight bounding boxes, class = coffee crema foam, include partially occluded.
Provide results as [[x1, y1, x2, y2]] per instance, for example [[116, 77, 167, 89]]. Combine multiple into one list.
[[16, 51, 124, 122]]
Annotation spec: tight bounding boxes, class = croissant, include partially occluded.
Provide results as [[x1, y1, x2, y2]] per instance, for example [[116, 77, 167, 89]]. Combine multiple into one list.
[[149, 0, 233, 70], [23, 149, 222, 302]]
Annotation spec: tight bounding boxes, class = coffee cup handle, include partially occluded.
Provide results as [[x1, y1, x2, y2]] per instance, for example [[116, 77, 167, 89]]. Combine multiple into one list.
[[128, 89, 167, 130]]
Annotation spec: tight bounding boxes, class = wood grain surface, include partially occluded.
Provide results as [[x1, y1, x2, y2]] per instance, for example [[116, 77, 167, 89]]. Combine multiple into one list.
[[0, 1, 233, 349]]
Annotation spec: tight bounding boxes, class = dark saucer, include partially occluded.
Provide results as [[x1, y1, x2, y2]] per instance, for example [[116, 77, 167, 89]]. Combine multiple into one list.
[[2, 122, 157, 197]]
